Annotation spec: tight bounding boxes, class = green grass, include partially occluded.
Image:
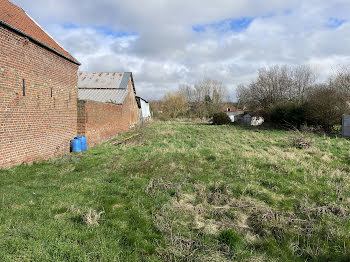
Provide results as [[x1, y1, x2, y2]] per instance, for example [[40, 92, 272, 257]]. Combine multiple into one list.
[[1, 120, 350, 261]]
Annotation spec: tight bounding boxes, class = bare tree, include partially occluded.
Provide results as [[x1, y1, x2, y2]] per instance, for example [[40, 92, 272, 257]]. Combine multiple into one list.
[[192, 78, 229, 118], [178, 84, 194, 103], [332, 65, 350, 96], [306, 83, 349, 131], [161, 92, 187, 118], [291, 65, 316, 102], [237, 65, 316, 110]]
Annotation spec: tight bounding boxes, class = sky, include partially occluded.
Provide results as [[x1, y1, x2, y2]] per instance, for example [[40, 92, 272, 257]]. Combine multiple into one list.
[[11, 0, 350, 101]]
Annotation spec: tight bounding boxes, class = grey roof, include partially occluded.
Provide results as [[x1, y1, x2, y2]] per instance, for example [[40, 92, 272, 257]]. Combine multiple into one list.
[[77, 72, 134, 104], [78, 89, 129, 105], [78, 72, 131, 89], [226, 111, 245, 116]]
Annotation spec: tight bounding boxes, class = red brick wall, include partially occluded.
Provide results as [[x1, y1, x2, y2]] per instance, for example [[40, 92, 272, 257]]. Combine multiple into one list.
[[77, 100, 125, 148], [0, 25, 79, 167], [126, 77, 140, 127], [77, 77, 140, 148]]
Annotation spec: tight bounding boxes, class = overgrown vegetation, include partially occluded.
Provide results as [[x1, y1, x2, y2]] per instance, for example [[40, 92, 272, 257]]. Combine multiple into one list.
[[1, 121, 350, 261], [151, 78, 229, 120], [237, 65, 350, 131], [212, 112, 232, 125]]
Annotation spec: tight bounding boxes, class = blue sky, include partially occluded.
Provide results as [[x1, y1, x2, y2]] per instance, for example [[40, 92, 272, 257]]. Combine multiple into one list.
[[193, 17, 255, 33], [326, 18, 347, 29], [63, 24, 137, 38], [11, 0, 350, 100]]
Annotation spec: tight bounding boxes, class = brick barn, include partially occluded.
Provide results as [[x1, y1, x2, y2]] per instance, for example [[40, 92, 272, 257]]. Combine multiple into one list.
[[0, 0, 80, 167], [77, 72, 139, 148]]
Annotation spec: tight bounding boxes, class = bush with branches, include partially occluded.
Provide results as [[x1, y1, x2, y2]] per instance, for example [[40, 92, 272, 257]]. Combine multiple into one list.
[[212, 112, 231, 125]]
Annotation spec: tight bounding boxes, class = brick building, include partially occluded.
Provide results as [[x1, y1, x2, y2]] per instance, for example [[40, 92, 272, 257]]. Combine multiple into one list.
[[0, 0, 80, 167], [77, 72, 139, 148]]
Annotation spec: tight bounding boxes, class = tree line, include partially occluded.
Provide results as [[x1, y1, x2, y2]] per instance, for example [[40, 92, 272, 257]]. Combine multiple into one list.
[[151, 64, 350, 132], [237, 65, 350, 131], [151, 78, 229, 120]]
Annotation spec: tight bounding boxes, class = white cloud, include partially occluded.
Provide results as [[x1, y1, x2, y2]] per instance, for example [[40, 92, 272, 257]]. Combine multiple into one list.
[[11, 0, 350, 100]]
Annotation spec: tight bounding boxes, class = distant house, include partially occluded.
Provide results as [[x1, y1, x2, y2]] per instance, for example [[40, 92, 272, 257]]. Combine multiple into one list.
[[77, 72, 139, 148], [225, 110, 245, 123], [0, 0, 80, 167], [136, 96, 151, 122], [222, 102, 238, 113]]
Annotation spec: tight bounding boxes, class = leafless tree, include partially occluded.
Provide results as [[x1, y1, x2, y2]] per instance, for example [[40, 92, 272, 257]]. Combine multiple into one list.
[[192, 78, 229, 118], [237, 65, 316, 110], [161, 92, 187, 118], [331, 65, 350, 96], [291, 65, 316, 102], [306, 83, 349, 131], [178, 84, 195, 103], [178, 79, 229, 119]]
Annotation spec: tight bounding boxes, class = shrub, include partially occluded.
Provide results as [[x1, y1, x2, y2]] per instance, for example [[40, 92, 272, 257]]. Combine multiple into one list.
[[305, 85, 349, 132], [290, 130, 314, 149], [158, 114, 170, 121], [212, 112, 231, 125], [269, 103, 307, 130]]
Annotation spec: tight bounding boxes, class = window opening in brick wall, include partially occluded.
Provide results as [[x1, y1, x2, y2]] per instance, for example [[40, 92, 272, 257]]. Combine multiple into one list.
[[22, 79, 25, 96], [50, 87, 53, 97]]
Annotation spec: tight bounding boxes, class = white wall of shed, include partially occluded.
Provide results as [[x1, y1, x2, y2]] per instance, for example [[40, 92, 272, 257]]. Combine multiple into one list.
[[141, 100, 151, 118], [228, 115, 235, 122]]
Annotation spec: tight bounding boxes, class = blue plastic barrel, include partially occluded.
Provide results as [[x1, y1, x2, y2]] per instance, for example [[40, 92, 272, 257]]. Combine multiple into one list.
[[71, 138, 82, 152], [75, 136, 87, 151]]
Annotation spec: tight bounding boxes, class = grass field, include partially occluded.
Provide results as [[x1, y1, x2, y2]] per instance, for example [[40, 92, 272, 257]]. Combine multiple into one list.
[[1, 121, 350, 261]]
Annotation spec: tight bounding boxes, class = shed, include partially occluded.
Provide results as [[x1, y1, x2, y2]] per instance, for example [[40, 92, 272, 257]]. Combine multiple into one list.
[[77, 72, 139, 147], [225, 110, 245, 123], [136, 96, 151, 122], [243, 114, 252, 125]]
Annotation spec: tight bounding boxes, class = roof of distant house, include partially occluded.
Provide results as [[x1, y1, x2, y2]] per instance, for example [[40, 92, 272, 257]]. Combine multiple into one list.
[[77, 72, 135, 105], [225, 110, 245, 116], [0, 0, 80, 65]]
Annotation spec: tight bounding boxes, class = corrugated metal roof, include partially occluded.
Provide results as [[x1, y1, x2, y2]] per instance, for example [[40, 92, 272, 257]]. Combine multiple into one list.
[[78, 72, 127, 89], [120, 72, 131, 90], [78, 88, 129, 105], [77, 72, 135, 104]]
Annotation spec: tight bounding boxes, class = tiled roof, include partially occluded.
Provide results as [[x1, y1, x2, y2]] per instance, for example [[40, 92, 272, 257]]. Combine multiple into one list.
[[0, 0, 79, 64], [77, 72, 134, 104]]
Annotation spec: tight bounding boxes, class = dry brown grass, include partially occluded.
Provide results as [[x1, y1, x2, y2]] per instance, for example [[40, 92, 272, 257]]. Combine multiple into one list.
[[82, 208, 104, 227]]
